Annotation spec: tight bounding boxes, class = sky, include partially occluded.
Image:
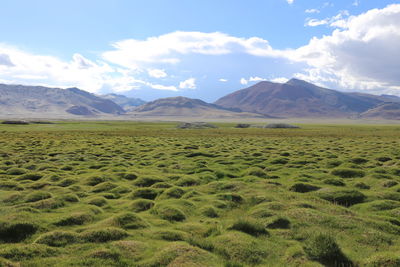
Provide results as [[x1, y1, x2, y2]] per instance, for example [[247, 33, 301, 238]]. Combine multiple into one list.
[[0, 0, 399, 102]]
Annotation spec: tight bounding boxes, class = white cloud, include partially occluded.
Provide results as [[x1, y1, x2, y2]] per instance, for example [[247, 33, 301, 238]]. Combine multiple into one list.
[[353, 0, 360, 7], [271, 77, 289, 83], [148, 83, 177, 91], [287, 0, 294, 5], [249, 76, 266, 82], [147, 68, 167, 78], [219, 78, 228, 82], [291, 4, 400, 93], [305, 10, 350, 28], [305, 9, 320, 14], [179, 78, 196, 89], [240, 76, 266, 85], [102, 31, 283, 69]]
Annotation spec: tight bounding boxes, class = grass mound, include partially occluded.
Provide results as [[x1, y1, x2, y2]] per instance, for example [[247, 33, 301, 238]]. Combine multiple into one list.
[[0, 222, 38, 242], [54, 212, 93, 226], [213, 232, 267, 264], [228, 219, 268, 237], [289, 183, 320, 193], [266, 217, 291, 229], [35, 231, 78, 247], [80, 227, 128, 242], [131, 188, 159, 200], [145, 242, 219, 266], [303, 233, 351, 265], [25, 191, 52, 202], [331, 168, 365, 178], [151, 206, 186, 222], [0, 244, 58, 261], [318, 189, 366, 207], [131, 199, 155, 212], [109, 213, 149, 229]]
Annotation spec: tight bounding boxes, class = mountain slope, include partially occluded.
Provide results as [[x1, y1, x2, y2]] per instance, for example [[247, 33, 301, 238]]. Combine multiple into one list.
[[215, 79, 397, 118], [100, 93, 146, 111], [360, 102, 400, 120], [130, 96, 268, 118], [0, 84, 125, 118]]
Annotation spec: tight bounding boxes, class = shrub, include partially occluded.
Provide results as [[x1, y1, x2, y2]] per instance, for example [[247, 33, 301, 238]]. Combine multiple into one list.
[[35, 231, 78, 247], [111, 213, 148, 229], [331, 168, 365, 178], [303, 233, 349, 264], [122, 173, 138, 180], [131, 199, 155, 212], [382, 180, 398, 188], [55, 212, 93, 226], [131, 188, 159, 200], [0, 222, 38, 242], [25, 191, 52, 202], [289, 183, 320, 193], [318, 190, 366, 207], [80, 228, 128, 242], [57, 178, 77, 187], [229, 219, 268, 237], [152, 206, 186, 222]]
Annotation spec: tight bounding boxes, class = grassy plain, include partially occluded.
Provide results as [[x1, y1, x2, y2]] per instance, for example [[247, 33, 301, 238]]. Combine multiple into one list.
[[0, 121, 400, 266]]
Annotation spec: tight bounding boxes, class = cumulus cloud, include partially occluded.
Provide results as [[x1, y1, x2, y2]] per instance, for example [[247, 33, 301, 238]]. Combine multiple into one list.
[[287, 0, 294, 5], [291, 4, 400, 93], [219, 78, 228, 82], [179, 78, 196, 89], [147, 68, 167, 78], [102, 31, 283, 69]]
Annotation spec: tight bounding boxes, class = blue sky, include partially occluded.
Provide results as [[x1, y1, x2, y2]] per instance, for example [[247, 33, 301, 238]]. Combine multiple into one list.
[[0, 0, 399, 101]]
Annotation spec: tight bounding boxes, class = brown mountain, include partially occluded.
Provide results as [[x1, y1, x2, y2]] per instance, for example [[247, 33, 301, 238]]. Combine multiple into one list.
[[360, 102, 400, 120], [131, 96, 268, 118], [215, 78, 399, 118], [0, 84, 125, 118]]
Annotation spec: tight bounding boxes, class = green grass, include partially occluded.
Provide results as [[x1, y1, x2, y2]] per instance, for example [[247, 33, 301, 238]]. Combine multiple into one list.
[[0, 121, 400, 266]]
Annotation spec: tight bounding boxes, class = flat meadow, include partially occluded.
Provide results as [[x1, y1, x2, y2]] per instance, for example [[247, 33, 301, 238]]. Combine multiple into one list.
[[0, 121, 400, 266]]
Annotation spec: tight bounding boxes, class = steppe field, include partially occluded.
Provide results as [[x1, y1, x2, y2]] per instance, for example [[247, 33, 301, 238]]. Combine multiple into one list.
[[1, 121, 400, 267]]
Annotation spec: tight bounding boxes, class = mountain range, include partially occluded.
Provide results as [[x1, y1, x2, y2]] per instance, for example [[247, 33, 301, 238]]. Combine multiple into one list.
[[1, 79, 399, 120], [215, 78, 400, 118]]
